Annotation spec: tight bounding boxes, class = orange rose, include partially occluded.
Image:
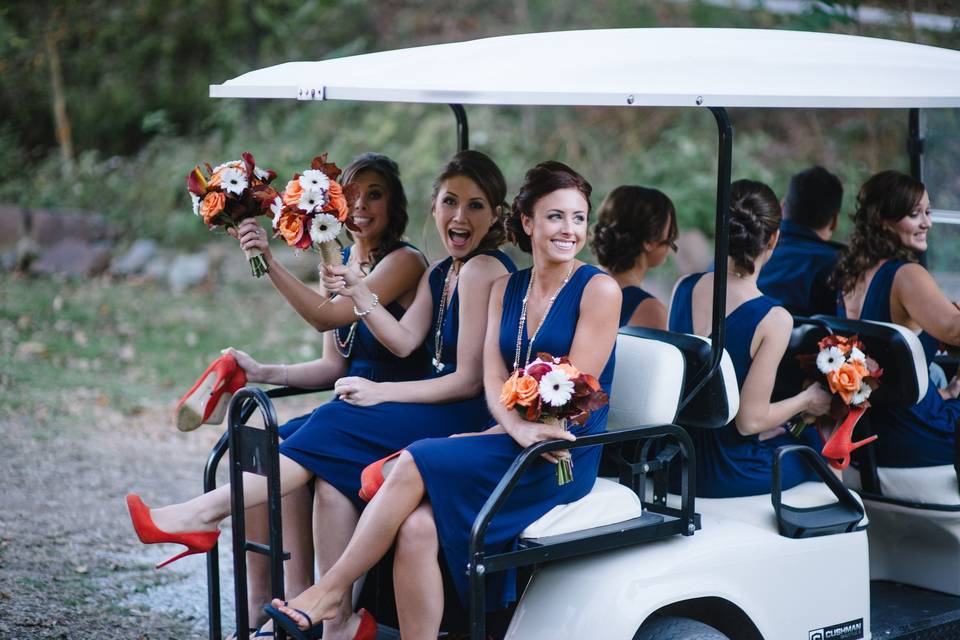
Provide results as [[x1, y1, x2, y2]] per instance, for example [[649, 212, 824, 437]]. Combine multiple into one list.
[[499, 371, 522, 407], [326, 181, 350, 221], [283, 178, 304, 208], [515, 374, 540, 407], [200, 191, 226, 225], [277, 212, 304, 246], [850, 359, 870, 380], [557, 363, 580, 379], [827, 362, 863, 404]]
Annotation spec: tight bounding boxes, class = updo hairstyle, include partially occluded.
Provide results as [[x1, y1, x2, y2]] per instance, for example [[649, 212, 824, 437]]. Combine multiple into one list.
[[728, 179, 782, 275], [591, 185, 678, 273], [506, 161, 593, 253], [431, 150, 508, 253], [832, 170, 926, 294], [341, 152, 409, 268]]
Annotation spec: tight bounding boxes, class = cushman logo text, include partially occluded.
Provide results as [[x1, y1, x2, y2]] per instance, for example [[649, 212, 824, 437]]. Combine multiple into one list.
[[809, 618, 864, 640]]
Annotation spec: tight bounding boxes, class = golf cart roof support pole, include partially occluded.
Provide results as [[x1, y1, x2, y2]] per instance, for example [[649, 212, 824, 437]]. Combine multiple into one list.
[[450, 103, 469, 151], [676, 106, 731, 412], [908, 107, 923, 182]]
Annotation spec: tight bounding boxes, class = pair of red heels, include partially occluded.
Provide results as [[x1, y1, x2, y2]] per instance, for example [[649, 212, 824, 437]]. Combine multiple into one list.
[[125, 494, 220, 568], [175, 353, 247, 432]]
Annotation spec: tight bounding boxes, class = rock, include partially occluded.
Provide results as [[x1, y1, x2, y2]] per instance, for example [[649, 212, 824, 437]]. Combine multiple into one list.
[[29, 238, 111, 278], [0, 205, 25, 251], [168, 253, 209, 293], [673, 229, 713, 275], [29, 210, 111, 247], [143, 255, 170, 282], [111, 239, 157, 275]]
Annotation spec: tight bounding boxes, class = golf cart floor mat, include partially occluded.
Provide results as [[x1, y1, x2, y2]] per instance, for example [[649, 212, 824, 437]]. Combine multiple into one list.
[[872, 581, 960, 639]]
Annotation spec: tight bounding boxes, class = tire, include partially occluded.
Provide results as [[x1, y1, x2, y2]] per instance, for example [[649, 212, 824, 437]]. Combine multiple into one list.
[[633, 616, 731, 640]]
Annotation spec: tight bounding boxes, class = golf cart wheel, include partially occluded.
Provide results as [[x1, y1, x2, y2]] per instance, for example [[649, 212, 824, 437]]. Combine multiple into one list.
[[634, 616, 730, 640]]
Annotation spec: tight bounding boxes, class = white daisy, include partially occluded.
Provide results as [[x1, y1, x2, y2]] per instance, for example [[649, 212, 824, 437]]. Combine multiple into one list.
[[300, 169, 330, 192], [851, 381, 872, 405], [254, 166, 270, 180], [298, 189, 327, 213], [848, 346, 866, 363], [310, 214, 342, 244], [190, 192, 201, 216], [220, 166, 248, 195], [270, 195, 284, 228], [816, 346, 845, 374], [539, 369, 574, 407]]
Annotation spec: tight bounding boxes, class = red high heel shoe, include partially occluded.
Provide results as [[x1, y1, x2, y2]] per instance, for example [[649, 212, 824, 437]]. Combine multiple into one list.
[[354, 608, 376, 640], [175, 354, 247, 432], [125, 493, 220, 569], [358, 450, 403, 502], [821, 405, 877, 470]]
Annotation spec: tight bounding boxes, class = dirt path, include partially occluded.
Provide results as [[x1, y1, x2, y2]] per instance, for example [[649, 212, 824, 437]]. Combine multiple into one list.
[[0, 394, 316, 639]]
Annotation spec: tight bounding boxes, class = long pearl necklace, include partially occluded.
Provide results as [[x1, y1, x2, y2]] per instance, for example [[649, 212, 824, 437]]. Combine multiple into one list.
[[513, 263, 576, 371], [334, 250, 370, 359], [431, 258, 460, 373]]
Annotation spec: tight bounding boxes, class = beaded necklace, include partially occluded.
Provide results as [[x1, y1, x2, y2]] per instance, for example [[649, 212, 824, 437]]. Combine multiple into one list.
[[512, 263, 575, 371], [333, 250, 370, 359], [431, 258, 461, 373]]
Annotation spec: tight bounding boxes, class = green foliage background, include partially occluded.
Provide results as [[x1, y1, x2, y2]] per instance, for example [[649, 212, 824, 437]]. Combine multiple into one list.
[[2, 1, 959, 253]]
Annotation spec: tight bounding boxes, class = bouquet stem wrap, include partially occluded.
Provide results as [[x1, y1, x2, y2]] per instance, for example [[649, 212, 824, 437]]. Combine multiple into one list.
[[317, 240, 343, 268], [244, 247, 269, 278], [544, 416, 574, 485]]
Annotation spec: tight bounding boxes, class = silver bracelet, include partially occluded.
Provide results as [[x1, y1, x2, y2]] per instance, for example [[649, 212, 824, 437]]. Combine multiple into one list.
[[353, 293, 380, 318], [281, 363, 289, 387]]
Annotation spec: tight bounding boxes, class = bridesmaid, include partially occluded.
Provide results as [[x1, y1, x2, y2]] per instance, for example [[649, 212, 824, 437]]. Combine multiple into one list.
[[265, 161, 621, 640], [591, 185, 678, 329], [126, 151, 514, 640], [668, 179, 832, 498], [834, 170, 960, 467]]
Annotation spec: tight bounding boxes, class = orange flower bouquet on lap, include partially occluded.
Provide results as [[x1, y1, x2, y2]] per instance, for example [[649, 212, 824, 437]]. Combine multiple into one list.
[[186, 153, 279, 277], [792, 335, 883, 470], [271, 154, 356, 268], [500, 353, 608, 485]]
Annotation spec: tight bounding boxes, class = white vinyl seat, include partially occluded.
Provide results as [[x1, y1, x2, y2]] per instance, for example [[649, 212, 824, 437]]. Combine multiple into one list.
[[844, 464, 960, 507]]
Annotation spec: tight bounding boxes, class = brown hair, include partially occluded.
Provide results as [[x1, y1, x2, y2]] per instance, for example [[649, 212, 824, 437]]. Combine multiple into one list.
[[431, 150, 508, 255], [728, 179, 782, 275], [507, 161, 592, 253], [591, 185, 678, 273], [832, 170, 926, 294], [341, 152, 409, 268]]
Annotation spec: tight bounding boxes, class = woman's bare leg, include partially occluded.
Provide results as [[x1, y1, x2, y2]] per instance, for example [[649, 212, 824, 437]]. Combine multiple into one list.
[[148, 455, 312, 533], [394, 502, 443, 640], [245, 486, 315, 631], [271, 452, 425, 628]]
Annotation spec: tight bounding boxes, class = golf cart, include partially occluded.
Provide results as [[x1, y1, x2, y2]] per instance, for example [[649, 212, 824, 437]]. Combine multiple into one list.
[[201, 28, 960, 639]]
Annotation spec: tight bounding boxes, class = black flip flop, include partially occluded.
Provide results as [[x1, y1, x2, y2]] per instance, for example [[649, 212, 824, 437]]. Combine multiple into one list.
[[263, 603, 323, 640]]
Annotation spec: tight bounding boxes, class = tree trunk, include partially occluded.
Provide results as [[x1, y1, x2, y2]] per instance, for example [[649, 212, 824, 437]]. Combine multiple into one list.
[[45, 23, 73, 164]]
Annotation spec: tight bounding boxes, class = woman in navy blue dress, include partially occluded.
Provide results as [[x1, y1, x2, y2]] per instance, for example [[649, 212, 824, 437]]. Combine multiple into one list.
[[266, 162, 621, 639], [833, 170, 960, 467], [591, 185, 678, 328], [668, 179, 832, 498]]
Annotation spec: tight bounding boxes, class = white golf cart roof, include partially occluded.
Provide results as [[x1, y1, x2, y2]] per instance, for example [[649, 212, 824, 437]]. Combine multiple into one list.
[[210, 27, 960, 108]]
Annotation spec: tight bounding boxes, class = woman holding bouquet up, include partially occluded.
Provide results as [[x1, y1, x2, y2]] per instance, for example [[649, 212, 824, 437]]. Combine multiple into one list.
[[668, 179, 833, 498], [128, 151, 516, 640], [264, 161, 620, 640], [591, 185, 678, 329], [834, 170, 960, 467]]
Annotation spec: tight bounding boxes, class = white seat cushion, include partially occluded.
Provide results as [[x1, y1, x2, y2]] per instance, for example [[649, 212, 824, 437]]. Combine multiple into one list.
[[607, 333, 684, 429], [844, 464, 960, 506], [520, 478, 643, 539]]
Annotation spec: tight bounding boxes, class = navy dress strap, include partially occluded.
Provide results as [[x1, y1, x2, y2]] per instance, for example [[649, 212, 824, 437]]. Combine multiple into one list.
[[667, 273, 704, 334], [619, 285, 655, 327]]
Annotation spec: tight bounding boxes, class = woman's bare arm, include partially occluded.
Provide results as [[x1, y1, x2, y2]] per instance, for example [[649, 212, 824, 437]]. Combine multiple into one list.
[[893, 263, 960, 346]]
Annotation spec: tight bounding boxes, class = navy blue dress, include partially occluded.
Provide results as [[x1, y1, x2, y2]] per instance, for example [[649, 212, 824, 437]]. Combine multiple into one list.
[[408, 265, 616, 610], [757, 219, 845, 317], [669, 273, 818, 497], [839, 260, 960, 467], [620, 285, 654, 327], [279, 249, 515, 509]]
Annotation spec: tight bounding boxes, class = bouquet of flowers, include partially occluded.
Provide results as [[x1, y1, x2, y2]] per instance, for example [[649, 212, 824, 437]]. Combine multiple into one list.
[[499, 353, 608, 485], [792, 334, 883, 470], [271, 154, 356, 268], [186, 153, 279, 277]]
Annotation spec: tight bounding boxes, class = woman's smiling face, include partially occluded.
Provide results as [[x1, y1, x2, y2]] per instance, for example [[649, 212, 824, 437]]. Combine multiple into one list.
[[433, 175, 497, 259], [889, 190, 932, 253], [522, 188, 589, 263], [348, 170, 390, 242]]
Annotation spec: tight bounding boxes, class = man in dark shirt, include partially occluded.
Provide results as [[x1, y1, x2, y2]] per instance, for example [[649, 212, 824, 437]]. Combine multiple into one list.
[[758, 166, 846, 317]]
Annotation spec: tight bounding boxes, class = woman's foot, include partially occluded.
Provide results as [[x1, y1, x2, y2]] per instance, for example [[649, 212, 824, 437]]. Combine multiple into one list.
[[149, 503, 218, 535], [268, 586, 345, 630]]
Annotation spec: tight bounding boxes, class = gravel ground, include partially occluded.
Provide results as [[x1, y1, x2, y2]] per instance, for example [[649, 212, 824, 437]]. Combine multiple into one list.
[[0, 394, 316, 640]]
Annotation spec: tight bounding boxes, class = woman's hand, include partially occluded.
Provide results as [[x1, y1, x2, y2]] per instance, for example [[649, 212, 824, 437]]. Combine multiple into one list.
[[334, 376, 391, 406], [321, 264, 363, 298], [504, 418, 576, 464], [940, 375, 960, 401], [802, 382, 833, 417], [221, 347, 264, 383], [230, 218, 273, 262]]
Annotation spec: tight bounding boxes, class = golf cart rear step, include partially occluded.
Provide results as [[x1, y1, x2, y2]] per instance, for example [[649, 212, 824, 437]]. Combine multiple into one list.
[[872, 581, 960, 639]]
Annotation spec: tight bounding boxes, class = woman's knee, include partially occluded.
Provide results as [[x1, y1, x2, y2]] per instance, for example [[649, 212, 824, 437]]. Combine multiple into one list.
[[397, 505, 437, 551], [388, 451, 424, 489]]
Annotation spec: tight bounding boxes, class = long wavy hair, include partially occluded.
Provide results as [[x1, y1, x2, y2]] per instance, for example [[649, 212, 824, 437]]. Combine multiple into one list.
[[341, 152, 409, 269], [431, 150, 508, 255], [831, 170, 925, 295]]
